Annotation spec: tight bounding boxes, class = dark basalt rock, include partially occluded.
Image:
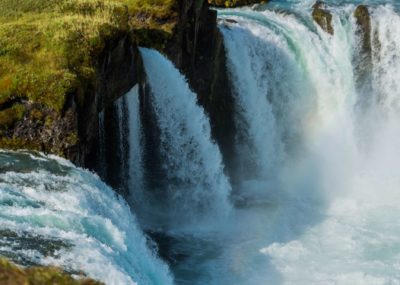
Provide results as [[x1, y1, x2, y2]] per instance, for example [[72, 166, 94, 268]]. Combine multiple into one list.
[[157, 0, 237, 175], [83, 36, 144, 192], [224, 18, 238, 24], [312, 1, 334, 35], [81, 36, 141, 158]]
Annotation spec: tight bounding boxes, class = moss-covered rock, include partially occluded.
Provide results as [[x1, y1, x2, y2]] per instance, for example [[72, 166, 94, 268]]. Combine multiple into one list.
[[0, 258, 103, 285], [0, 103, 79, 157], [0, 104, 25, 128], [0, 0, 128, 158], [208, 0, 268, 8], [0, 0, 134, 113], [0, 0, 237, 178], [0, 1, 155, 162], [312, 1, 334, 35]]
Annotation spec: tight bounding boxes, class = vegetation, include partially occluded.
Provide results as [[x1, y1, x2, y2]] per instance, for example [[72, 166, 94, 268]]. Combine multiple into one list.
[[0, 258, 103, 285], [0, 0, 179, 154], [0, 0, 177, 113], [0, 104, 25, 127], [125, 0, 178, 32]]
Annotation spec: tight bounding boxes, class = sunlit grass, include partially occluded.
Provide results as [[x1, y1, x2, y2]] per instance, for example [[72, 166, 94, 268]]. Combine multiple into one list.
[[0, 0, 177, 111]]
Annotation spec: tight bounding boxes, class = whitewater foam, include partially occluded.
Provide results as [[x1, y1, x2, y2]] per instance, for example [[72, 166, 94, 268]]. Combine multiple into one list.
[[138, 48, 232, 228], [0, 151, 173, 285]]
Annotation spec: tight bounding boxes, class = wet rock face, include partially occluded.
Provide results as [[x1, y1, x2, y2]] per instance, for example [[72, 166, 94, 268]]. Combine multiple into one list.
[[353, 6, 372, 84], [97, 0, 238, 185], [208, 0, 268, 8], [312, 1, 334, 35], [353, 5, 373, 101], [354, 5, 372, 56], [160, 0, 237, 174], [81, 36, 141, 167]]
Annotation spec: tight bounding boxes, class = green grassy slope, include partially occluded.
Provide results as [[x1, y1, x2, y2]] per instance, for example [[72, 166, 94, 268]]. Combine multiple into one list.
[[0, 0, 177, 112]]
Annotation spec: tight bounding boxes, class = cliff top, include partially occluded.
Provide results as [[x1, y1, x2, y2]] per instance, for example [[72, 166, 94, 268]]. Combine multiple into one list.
[[0, 0, 176, 113]]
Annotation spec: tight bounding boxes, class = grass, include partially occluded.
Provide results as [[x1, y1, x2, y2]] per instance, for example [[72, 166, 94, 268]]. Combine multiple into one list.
[[0, 0, 177, 113], [124, 0, 178, 31]]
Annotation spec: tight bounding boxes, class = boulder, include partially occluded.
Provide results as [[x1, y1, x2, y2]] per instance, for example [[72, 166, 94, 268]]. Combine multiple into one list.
[[354, 5, 371, 55], [312, 1, 334, 35]]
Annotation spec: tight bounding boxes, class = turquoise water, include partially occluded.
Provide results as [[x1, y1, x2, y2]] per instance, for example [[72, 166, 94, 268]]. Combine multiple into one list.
[[0, 151, 173, 285], [213, 2, 400, 284], [2, 1, 400, 285], [265, 0, 400, 10]]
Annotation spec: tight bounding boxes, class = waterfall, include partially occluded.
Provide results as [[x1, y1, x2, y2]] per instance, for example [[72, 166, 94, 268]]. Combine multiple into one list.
[[125, 85, 145, 201], [122, 84, 149, 219], [213, 3, 400, 284], [3, 2, 400, 285], [115, 95, 129, 187], [0, 151, 173, 285], [371, 6, 400, 117], [100, 85, 144, 194], [219, 6, 358, 200], [219, 13, 318, 183], [220, 19, 286, 181], [137, 48, 232, 228]]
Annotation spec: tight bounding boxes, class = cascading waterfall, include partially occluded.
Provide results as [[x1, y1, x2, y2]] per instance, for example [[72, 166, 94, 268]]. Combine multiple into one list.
[[219, 5, 358, 177], [371, 6, 400, 117], [136, 48, 232, 228], [219, 12, 319, 187], [218, 5, 359, 209], [3, 2, 400, 285], [220, 19, 286, 181], [0, 151, 173, 285], [125, 85, 145, 203], [114, 85, 144, 195], [211, 3, 400, 285]]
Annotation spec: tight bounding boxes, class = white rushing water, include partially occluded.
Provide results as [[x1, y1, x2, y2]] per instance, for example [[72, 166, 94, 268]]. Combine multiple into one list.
[[2, 3, 400, 285], [125, 85, 145, 202], [138, 48, 232, 229], [211, 3, 400, 285], [0, 151, 173, 285]]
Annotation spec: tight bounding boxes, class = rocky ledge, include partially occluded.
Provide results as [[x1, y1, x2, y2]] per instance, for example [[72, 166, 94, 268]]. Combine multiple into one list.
[[0, 258, 102, 285], [0, 0, 237, 169]]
